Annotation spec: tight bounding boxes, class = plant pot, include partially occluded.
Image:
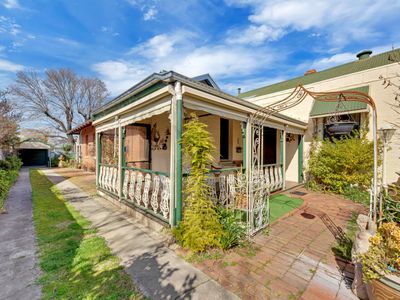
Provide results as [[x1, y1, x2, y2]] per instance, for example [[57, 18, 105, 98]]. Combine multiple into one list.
[[325, 121, 357, 135], [366, 274, 400, 300]]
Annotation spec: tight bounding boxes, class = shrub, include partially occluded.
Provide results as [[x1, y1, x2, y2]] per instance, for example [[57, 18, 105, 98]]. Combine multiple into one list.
[[359, 222, 400, 281], [174, 114, 223, 253], [343, 185, 370, 206], [0, 169, 19, 210], [6, 155, 22, 170], [307, 131, 376, 194], [217, 208, 247, 250], [50, 155, 60, 167], [0, 155, 22, 170]]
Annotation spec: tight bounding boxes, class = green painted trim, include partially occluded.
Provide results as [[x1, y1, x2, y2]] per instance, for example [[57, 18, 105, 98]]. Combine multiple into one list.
[[122, 166, 169, 177], [175, 96, 183, 225], [280, 130, 285, 181], [119, 127, 125, 199], [242, 122, 247, 169], [298, 135, 304, 183], [93, 82, 167, 120], [96, 133, 102, 186]]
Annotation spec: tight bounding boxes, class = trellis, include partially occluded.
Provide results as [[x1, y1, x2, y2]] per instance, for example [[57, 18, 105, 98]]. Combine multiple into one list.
[[247, 85, 379, 235]]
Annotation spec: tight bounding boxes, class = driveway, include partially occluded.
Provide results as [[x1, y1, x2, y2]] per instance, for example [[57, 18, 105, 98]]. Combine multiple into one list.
[[0, 168, 41, 300]]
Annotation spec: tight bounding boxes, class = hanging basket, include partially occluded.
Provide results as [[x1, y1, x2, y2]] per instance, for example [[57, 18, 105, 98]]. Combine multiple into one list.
[[325, 121, 357, 136]]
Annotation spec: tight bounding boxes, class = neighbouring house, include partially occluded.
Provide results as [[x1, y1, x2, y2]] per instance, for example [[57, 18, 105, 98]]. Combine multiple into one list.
[[70, 71, 308, 232], [16, 138, 51, 166], [68, 120, 96, 171], [240, 48, 400, 184]]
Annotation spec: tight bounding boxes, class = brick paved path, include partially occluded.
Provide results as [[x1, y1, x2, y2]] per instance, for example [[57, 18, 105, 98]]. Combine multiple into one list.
[[191, 188, 366, 300]]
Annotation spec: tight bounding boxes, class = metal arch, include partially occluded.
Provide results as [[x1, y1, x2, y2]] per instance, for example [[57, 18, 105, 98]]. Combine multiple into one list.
[[248, 85, 379, 235]]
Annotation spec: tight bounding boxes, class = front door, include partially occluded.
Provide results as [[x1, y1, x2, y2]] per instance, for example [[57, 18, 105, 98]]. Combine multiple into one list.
[[124, 124, 151, 169], [220, 118, 230, 160]]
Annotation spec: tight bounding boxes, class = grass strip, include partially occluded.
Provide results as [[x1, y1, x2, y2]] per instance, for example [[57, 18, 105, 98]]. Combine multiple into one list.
[[331, 212, 359, 261], [269, 194, 304, 223], [30, 169, 141, 299]]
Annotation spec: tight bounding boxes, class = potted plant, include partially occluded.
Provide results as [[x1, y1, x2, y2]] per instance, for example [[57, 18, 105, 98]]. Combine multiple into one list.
[[359, 222, 400, 299]]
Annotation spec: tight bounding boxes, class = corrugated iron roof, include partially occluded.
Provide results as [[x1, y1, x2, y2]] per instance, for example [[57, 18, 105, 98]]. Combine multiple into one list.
[[68, 119, 93, 134], [240, 48, 400, 99], [310, 86, 369, 117]]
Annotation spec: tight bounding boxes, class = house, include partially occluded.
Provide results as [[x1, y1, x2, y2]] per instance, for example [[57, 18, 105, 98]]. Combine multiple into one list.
[[240, 48, 400, 184], [68, 120, 96, 171], [70, 71, 308, 232]]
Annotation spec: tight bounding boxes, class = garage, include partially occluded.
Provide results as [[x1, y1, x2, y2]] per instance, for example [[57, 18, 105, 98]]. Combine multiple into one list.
[[17, 139, 51, 166]]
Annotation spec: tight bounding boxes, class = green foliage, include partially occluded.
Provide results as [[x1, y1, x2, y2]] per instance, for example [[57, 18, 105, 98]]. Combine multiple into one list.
[[0, 169, 18, 210], [381, 193, 400, 223], [331, 212, 358, 261], [217, 208, 247, 250], [307, 132, 375, 194], [175, 114, 223, 253], [343, 185, 370, 206], [0, 155, 22, 170], [50, 155, 60, 167], [0, 156, 21, 210], [30, 169, 141, 299], [62, 143, 73, 153], [359, 222, 400, 281]]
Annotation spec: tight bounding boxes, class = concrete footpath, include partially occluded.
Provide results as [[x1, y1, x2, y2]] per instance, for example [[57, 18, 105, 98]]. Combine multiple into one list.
[[0, 168, 41, 300], [43, 168, 239, 300]]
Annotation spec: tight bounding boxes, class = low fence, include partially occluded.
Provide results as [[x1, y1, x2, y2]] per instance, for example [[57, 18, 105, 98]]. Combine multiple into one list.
[[121, 167, 170, 222], [204, 163, 284, 209]]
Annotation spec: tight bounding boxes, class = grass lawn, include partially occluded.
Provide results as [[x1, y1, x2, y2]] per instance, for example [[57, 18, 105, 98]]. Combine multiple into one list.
[[269, 194, 304, 223], [30, 169, 141, 299]]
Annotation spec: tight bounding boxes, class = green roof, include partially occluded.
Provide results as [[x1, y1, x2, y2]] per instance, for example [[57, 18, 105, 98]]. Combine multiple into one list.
[[240, 48, 400, 99], [310, 86, 369, 117]]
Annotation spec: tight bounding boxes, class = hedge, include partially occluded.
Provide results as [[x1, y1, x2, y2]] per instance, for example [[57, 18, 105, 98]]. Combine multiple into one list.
[[0, 156, 22, 211]]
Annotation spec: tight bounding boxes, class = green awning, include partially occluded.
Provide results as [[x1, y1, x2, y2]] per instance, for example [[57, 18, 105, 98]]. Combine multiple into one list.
[[309, 86, 369, 118]]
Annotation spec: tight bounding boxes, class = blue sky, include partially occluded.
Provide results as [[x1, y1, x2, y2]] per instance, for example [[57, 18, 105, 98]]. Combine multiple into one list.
[[0, 0, 399, 97]]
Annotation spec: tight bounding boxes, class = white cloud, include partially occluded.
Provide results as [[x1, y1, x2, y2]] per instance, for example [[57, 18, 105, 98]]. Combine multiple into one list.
[[93, 31, 278, 95], [101, 26, 119, 37], [0, 58, 24, 72], [225, 0, 400, 47], [92, 60, 150, 95], [55, 37, 80, 47], [0, 16, 21, 36], [301, 45, 396, 72], [309, 52, 355, 70], [3, 0, 20, 9], [143, 7, 158, 21], [226, 25, 285, 45], [129, 34, 177, 58]]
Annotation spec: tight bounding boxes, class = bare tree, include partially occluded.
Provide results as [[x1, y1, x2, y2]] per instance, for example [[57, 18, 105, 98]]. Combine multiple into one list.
[[0, 89, 20, 157], [77, 78, 108, 121], [12, 68, 108, 144]]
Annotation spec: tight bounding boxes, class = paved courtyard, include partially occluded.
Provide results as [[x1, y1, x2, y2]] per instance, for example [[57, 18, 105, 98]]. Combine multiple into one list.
[[190, 189, 366, 300]]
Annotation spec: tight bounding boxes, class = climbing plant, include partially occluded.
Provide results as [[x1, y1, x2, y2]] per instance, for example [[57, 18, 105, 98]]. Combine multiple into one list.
[[174, 114, 223, 253]]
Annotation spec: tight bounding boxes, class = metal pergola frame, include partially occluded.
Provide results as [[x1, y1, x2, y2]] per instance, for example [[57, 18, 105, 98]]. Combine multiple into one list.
[[248, 85, 379, 227]]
